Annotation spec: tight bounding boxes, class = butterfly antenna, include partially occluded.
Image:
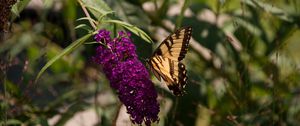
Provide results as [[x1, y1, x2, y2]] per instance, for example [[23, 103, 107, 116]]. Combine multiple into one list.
[[141, 57, 150, 64], [142, 58, 151, 69], [140, 57, 146, 62]]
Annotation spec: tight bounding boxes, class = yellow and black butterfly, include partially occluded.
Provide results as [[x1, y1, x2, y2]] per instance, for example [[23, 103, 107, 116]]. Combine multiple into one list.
[[147, 27, 192, 96]]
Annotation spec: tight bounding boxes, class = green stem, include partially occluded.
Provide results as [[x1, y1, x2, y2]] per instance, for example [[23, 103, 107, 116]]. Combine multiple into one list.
[[175, 0, 190, 29], [1, 62, 8, 125], [78, 0, 97, 30]]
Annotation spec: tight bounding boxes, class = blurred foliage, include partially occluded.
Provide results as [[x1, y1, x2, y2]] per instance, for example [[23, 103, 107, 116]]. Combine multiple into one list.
[[1, 0, 300, 125]]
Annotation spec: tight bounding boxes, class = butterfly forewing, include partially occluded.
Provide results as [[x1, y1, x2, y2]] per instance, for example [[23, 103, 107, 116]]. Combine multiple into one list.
[[149, 27, 192, 96], [153, 27, 192, 61]]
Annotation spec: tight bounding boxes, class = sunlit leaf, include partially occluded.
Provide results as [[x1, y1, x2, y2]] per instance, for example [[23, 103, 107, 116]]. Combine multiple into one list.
[[76, 17, 97, 23], [233, 17, 262, 36], [104, 19, 153, 43], [98, 11, 115, 21], [243, 0, 293, 22], [81, 0, 112, 20], [75, 24, 93, 32], [11, 0, 31, 19], [84, 41, 98, 44]]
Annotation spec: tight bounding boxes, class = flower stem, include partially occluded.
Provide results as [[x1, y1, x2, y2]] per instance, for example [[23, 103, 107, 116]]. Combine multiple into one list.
[[77, 0, 97, 30]]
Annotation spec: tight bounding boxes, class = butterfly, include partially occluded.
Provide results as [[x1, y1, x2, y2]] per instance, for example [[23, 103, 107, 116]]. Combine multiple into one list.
[[147, 27, 192, 96]]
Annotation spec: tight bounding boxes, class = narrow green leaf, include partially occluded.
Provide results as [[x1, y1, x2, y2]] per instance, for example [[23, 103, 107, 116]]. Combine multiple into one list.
[[11, 0, 31, 19], [233, 17, 262, 36], [0, 119, 22, 125], [75, 24, 93, 33], [104, 19, 153, 43], [35, 33, 92, 82], [76, 17, 97, 23], [243, 0, 293, 22], [84, 41, 98, 44], [75, 24, 89, 29], [175, 0, 189, 29], [98, 11, 115, 21], [81, 0, 112, 20], [85, 5, 114, 19]]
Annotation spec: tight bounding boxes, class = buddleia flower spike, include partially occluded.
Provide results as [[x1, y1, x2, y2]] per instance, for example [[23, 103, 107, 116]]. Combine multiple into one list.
[[93, 29, 160, 126]]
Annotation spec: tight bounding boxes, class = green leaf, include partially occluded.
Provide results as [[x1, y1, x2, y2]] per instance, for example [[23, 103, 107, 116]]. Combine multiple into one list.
[[84, 41, 98, 44], [233, 17, 262, 36], [175, 0, 189, 29], [243, 0, 293, 22], [85, 5, 115, 19], [35, 33, 92, 82], [11, 0, 31, 19], [4, 80, 21, 98], [75, 24, 93, 32], [81, 0, 112, 20], [0, 119, 22, 125], [98, 11, 115, 22], [76, 17, 97, 23], [63, 0, 77, 21], [104, 19, 153, 43]]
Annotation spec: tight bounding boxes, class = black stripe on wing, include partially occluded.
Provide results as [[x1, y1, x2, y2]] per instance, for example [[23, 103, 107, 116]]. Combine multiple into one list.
[[168, 62, 187, 96], [153, 26, 192, 61], [178, 27, 192, 61]]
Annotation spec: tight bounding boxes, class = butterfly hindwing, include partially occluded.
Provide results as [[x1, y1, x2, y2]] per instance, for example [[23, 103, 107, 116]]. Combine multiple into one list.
[[149, 56, 187, 95], [149, 27, 192, 96]]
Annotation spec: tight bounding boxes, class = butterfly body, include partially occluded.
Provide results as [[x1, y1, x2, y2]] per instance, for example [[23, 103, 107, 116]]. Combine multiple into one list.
[[148, 27, 192, 96]]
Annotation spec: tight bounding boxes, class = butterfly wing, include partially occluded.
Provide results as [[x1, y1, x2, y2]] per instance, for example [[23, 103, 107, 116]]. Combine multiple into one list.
[[152, 27, 192, 61], [149, 27, 192, 95], [149, 56, 187, 96]]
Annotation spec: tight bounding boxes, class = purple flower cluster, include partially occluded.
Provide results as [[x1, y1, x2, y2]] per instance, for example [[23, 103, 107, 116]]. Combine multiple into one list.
[[93, 29, 159, 126]]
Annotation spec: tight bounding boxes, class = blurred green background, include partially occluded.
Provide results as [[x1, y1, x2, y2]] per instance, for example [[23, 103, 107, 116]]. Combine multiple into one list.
[[1, 0, 300, 125]]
